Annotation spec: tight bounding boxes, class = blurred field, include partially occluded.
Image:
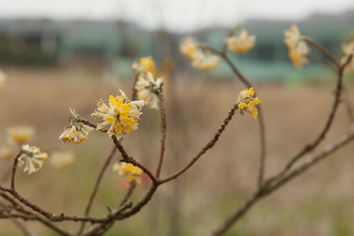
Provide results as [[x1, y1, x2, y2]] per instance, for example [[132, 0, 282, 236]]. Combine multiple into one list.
[[1, 67, 354, 236]]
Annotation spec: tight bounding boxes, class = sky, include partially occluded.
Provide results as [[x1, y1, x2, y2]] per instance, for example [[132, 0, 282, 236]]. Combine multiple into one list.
[[0, 0, 353, 32]]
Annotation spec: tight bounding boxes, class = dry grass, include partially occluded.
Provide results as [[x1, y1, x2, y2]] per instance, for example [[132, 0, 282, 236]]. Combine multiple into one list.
[[1, 67, 354, 236]]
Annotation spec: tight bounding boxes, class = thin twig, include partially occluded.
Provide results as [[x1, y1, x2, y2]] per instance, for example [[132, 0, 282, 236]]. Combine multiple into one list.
[[11, 218, 37, 236], [264, 128, 354, 195], [342, 86, 354, 122], [0, 191, 73, 236], [11, 152, 21, 191], [304, 37, 340, 68], [160, 103, 239, 184], [115, 184, 158, 219], [155, 92, 167, 178], [222, 24, 238, 54], [307, 53, 337, 72], [119, 183, 136, 207], [131, 72, 140, 101], [265, 58, 348, 186], [256, 105, 266, 188], [0, 165, 12, 183], [77, 145, 117, 234], [211, 128, 354, 235], [80, 202, 133, 236], [111, 136, 158, 184], [200, 43, 267, 187]]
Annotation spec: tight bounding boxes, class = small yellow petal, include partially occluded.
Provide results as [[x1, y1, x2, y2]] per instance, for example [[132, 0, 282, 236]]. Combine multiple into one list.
[[254, 97, 261, 104], [252, 109, 258, 119], [238, 102, 247, 109]]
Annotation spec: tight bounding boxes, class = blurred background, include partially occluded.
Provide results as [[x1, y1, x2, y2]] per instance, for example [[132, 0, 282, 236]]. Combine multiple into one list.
[[1, 0, 354, 235]]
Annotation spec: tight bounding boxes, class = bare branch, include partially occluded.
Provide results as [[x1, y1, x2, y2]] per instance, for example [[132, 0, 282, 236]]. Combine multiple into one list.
[[77, 145, 117, 234], [304, 37, 340, 67], [155, 92, 167, 178], [160, 103, 239, 184], [211, 127, 354, 235], [111, 136, 159, 184], [199, 43, 267, 187]]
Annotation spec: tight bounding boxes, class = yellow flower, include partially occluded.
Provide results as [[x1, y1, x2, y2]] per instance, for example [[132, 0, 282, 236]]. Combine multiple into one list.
[[0, 145, 15, 159], [180, 36, 220, 71], [236, 87, 261, 119], [132, 56, 157, 77], [7, 126, 34, 144], [0, 70, 6, 90], [284, 25, 310, 68], [0, 137, 16, 159], [18, 144, 48, 174], [341, 40, 354, 73], [59, 108, 95, 144], [179, 37, 199, 60], [50, 150, 75, 169], [135, 72, 164, 109], [91, 90, 145, 138], [225, 29, 256, 53], [284, 25, 301, 48], [191, 51, 220, 71], [288, 41, 310, 68], [113, 162, 143, 184]]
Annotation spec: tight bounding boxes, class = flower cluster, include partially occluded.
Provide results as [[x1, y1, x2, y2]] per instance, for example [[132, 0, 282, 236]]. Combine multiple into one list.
[[7, 126, 34, 144], [0, 125, 35, 159], [91, 90, 145, 138], [135, 72, 164, 109], [113, 162, 143, 184], [59, 108, 95, 144], [341, 40, 354, 73], [0, 145, 15, 159], [284, 25, 310, 68], [18, 144, 48, 174], [50, 150, 75, 169], [180, 37, 220, 71], [225, 28, 256, 53], [236, 87, 261, 119], [0, 70, 6, 90], [132, 56, 157, 77]]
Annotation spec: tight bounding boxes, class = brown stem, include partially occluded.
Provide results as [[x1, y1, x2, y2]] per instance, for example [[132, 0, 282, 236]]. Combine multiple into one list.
[[77, 145, 117, 234], [304, 37, 340, 68], [200, 43, 267, 187], [222, 24, 238, 54], [116, 184, 158, 219], [211, 191, 262, 236], [11, 218, 37, 236], [264, 129, 354, 195], [119, 183, 136, 207], [131, 72, 140, 101], [211, 128, 354, 235], [343, 86, 354, 122], [0, 165, 12, 183], [256, 105, 266, 188], [200, 44, 252, 87], [266, 53, 352, 186], [11, 152, 21, 191], [80, 202, 133, 236], [0, 191, 73, 236], [307, 53, 336, 72], [160, 103, 239, 184], [155, 92, 167, 178], [111, 136, 158, 184]]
